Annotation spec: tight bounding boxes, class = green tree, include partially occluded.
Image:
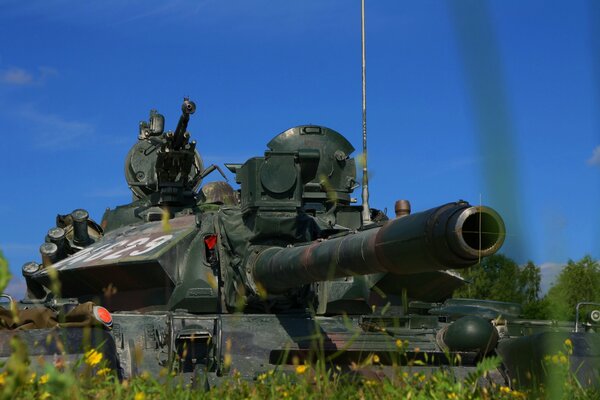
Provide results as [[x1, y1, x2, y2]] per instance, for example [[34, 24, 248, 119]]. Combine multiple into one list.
[[453, 254, 546, 318], [545, 255, 600, 320]]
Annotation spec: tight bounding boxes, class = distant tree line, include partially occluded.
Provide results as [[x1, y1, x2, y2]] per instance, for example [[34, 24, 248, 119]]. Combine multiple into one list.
[[453, 254, 600, 320]]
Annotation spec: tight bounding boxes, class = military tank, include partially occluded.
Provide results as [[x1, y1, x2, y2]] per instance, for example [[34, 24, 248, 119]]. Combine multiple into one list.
[[2, 99, 599, 389]]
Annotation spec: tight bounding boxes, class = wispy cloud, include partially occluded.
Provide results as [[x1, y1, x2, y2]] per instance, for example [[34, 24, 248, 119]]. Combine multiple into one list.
[[0, 66, 58, 86], [15, 104, 94, 149], [0, 67, 33, 85], [587, 145, 600, 166], [1, 0, 338, 34]]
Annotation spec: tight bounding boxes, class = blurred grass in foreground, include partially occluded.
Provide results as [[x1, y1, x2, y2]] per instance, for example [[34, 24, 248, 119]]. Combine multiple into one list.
[[0, 340, 598, 400]]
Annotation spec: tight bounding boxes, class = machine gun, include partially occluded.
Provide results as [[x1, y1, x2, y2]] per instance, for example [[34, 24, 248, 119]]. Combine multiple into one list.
[[154, 98, 198, 204]]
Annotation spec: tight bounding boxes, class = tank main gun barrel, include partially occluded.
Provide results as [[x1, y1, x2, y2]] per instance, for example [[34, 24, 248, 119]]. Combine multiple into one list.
[[248, 202, 505, 294]]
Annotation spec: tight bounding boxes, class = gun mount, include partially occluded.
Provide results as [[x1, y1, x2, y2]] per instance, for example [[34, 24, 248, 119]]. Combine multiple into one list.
[[125, 98, 203, 205]]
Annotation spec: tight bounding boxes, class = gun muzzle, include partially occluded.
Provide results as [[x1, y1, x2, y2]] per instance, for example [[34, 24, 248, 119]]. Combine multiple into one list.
[[182, 99, 196, 115]]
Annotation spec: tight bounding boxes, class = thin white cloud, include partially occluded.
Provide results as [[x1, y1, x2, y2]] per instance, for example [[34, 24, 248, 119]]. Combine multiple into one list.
[[0, 67, 33, 85], [587, 145, 600, 166], [38, 66, 59, 81], [1, 0, 338, 33], [0, 66, 58, 86], [16, 104, 95, 149]]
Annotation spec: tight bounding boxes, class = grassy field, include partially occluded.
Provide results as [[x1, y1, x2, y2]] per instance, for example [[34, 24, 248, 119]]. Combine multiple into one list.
[[0, 337, 598, 400]]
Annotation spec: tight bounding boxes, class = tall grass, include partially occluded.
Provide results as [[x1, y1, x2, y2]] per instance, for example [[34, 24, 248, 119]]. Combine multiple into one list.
[[1, 340, 598, 400]]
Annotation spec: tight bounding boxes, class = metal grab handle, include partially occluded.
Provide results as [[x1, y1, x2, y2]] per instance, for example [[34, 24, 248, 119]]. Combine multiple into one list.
[[574, 302, 600, 332]]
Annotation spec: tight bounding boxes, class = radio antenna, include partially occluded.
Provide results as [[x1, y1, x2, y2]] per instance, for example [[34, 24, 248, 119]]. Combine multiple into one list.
[[361, 0, 372, 224]]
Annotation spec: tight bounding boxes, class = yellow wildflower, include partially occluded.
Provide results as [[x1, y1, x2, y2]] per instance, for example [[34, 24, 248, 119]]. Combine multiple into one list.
[[223, 338, 232, 370], [40, 392, 51, 400], [564, 338, 572, 348], [295, 365, 307, 374], [372, 354, 380, 364], [559, 355, 568, 364], [97, 368, 111, 377], [29, 372, 37, 384], [500, 386, 511, 393], [0, 372, 6, 386], [84, 349, 103, 366], [134, 393, 146, 400], [551, 355, 559, 364], [161, 208, 171, 233], [447, 393, 458, 400], [39, 374, 49, 385]]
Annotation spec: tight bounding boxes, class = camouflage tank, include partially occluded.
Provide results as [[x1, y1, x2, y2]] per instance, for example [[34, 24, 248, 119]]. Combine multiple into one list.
[[2, 99, 599, 389]]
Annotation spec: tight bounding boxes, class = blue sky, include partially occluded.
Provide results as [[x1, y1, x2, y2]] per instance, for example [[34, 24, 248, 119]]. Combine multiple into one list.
[[0, 0, 598, 296]]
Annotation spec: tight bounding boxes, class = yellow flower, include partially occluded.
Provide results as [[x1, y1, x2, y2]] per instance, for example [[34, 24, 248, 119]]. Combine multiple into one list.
[[161, 208, 171, 233], [551, 355, 559, 365], [97, 368, 111, 377], [29, 372, 37, 384], [84, 349, 103, 366], [257, 372, 267, 381], [372, 354, 380, 364], [447, 393, 458, 400], [39, 374, 49, 385], [418, 375, 426, 382], [40, 392, 51, 400], [511, 389, 527, 399], [223, 338, 232, 370], [500, 386, 511, 393], [134, 393, 146, 400], [295, 365, 307, 374], [559, 355, 568, 364], [564, 338, 572, 348]]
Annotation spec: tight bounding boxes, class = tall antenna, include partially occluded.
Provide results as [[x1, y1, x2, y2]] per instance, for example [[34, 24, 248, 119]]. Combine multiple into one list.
[[361, 0, 372, 224]]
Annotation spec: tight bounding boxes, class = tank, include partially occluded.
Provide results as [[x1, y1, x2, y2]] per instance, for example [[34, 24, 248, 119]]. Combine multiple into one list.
[[2, 99, 598, 389]]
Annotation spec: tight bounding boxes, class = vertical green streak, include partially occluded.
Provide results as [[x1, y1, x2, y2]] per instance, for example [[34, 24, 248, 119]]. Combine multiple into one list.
[[0, 249, 10, 293], [447, 0, 525, 261]]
